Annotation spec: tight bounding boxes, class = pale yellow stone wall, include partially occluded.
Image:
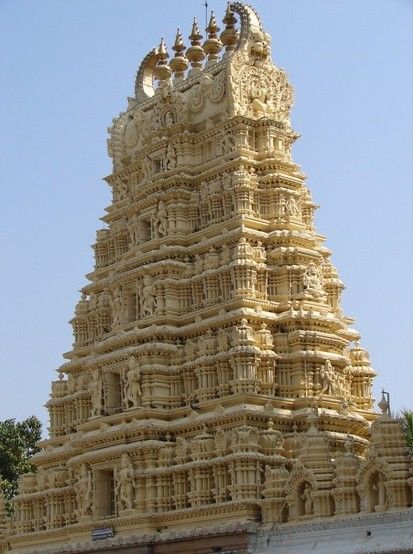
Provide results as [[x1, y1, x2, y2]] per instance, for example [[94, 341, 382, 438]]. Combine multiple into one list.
[[4, 3, 412, 553]]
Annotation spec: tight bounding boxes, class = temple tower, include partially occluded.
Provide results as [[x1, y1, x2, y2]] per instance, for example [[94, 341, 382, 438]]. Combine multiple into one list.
[[5, 4, 412, 553]]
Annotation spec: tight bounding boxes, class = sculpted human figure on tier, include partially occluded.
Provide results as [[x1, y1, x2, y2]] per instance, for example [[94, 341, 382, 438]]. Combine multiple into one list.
[[286, 195, 299, 216], [74, 464, 93, 518], [319, 359, 337, 396], [116, 454, 135, 511], [303, 264, 323, 298], [90, 370, 103, 416], [111, 287, 124, 327], [301, 483, 313, 516], [141, 275, 157, 316], [124, 356, 142, 408], [154, 200, 168, 237], [372, 473, 387, 511], [165, 143, 176, 170]]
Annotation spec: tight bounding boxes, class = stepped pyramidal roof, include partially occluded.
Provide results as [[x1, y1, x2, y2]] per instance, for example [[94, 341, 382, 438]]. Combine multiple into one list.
[[3, 3, 412, 554]]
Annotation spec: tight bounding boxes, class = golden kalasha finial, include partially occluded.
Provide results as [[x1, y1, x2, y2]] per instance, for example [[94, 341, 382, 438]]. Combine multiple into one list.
[[220, 3, 238, 55], [154, 38, 172, 82], [158, 37, 167, 58], [186, 17, 205, 75], [207, 10, 219, 36], [189, 17, 202, 44], [170, 28, 188, 81], [203, 10, 222, 66]]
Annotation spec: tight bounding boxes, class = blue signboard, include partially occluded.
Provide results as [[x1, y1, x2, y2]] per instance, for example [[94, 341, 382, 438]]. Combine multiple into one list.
[[91, 527, 114, 541]]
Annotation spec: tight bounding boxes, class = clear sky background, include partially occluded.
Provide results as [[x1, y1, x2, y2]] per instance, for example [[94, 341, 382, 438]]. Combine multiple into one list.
[[1, 0, 412, 432]]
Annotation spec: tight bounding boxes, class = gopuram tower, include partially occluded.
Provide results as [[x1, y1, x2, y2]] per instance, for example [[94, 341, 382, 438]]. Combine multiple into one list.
[[4, 4, 412, 553]]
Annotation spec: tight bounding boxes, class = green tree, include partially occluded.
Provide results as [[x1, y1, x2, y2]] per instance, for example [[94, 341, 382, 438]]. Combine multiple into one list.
[[0, 416, 42, 513], [401, 409, 413, 452]]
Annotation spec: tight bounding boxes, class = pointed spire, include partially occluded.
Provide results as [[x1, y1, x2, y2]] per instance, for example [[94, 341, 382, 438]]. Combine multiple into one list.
[[173, 28, 185, 54], [170, 28, 189, 81], [207, 10, 219, 36], [158, 37, 167, 58], [220, 3, 238, 56], [186, 17, 206, 75], [203, 10, 222, 66], [189, 18, 202, 44], [154, 38, 172, 82]]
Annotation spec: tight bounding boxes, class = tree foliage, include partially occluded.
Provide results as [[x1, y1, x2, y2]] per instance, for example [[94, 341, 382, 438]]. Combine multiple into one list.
[[401, 409, 413, 452], [0, 416, 42, 509]]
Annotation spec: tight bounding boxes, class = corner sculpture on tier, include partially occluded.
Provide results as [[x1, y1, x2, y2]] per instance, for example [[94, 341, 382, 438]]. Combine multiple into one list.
[[3, 3, 412, 553]]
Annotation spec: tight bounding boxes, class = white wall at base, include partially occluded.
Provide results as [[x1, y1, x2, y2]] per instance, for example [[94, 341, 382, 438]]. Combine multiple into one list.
[[253, 509, 413, 554]]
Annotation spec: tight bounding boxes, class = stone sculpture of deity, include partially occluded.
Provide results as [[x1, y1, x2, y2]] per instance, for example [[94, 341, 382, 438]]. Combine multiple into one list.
[[141, 275, 157, 316], [74, 464, 93, 518], [303, 264, 323, 298], [111, 287, 124, 327], [165, 143, 176, 170], [319, 359, 338, 396], [301, 483, 313, 516], [90, 371, 103, 417], [124, 356, 142, 408], [116, 454, 135, 511], [155, 201, 168, 237]]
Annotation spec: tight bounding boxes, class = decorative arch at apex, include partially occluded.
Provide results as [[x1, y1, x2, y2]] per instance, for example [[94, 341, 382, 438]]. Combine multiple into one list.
[[107, 2, 294, 172]]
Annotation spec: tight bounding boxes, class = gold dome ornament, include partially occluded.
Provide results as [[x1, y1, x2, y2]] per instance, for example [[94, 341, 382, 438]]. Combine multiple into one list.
[[170, 28, 188, 81], [153, 38, 172, 83], [203, 11, 222, 67], [186, 18, 205, 75], [220, 3, 238, 56]]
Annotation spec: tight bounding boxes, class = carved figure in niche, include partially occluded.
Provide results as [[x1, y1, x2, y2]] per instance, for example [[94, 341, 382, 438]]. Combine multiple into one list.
[[250, 78, 268, 116], [124, 356, 142, 408], [250, 30, 271, 62], [151, 109, 162, 131], [123, 114, 139, 151], [220, 133, 235, 156], [371, 473, 387, 511], [129, 220, 140, 245], [222, 172, 233, 191], [286, 195, 299, 216], [319, 359, 338, 395], [143, 154, 153, 178], [99, 291, 111, 309], [165, 109, 176, 126], [111, 287, 124, 327], [301, 483, 313, 515], [90, 371, 103, 416], [78, 372, 89, 391], [175, 436, 187, 460], [116, 454, 135, 511], [264, 464, 273, 484], [115, 179, 128, 202], [74, 464, 93, 517], [303, 264, 323, 298], [165, 143, 176, 171], [154, 201, 168, 237], [141, 275, 157, 316]]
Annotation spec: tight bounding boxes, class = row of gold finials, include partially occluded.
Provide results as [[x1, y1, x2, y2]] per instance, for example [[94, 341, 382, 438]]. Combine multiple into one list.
[[154, 5, 239, 81]]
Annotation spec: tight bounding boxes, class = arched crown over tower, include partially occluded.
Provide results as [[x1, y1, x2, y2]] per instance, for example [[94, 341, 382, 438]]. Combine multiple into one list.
[[107, 2, 294, 171], [6, 4, 412, 554]]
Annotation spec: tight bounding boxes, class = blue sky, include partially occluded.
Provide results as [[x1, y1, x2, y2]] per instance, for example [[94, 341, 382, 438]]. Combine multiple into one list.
[[1, 0, 412, 429]]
